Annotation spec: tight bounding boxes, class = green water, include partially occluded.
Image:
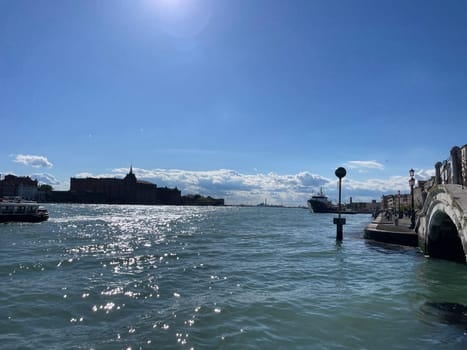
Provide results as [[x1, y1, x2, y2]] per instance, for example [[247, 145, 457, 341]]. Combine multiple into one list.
[[1, 204, 466, 349]]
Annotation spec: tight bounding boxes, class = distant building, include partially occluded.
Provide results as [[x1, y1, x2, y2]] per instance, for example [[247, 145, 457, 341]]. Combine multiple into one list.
[[0, 174, 38, 200], [346, 197, 380, 213], [2, 168, 225, 206], [62, 166, 182, 205], [379, 146, 467, 212], [182, 194, 224, 206], [381, 193, 412, 211], [435, 145, 467, 187]]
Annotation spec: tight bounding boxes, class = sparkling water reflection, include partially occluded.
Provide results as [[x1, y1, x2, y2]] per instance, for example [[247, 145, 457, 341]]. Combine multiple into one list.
[[1, 204, 467, 349]]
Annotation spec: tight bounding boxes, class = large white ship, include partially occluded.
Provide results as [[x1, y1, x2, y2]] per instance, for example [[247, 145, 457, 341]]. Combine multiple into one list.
[[307, 188, 337, 213]]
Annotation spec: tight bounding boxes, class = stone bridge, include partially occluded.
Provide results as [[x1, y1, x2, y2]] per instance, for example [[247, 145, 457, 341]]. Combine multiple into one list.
[[417, 184, 467, 263]]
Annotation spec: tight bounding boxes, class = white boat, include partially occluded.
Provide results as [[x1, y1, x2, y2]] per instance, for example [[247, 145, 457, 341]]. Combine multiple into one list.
[[0, 197, 49, 223]]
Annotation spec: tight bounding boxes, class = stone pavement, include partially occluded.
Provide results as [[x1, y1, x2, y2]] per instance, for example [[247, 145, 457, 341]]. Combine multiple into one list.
[[364, 213, 418, 246]]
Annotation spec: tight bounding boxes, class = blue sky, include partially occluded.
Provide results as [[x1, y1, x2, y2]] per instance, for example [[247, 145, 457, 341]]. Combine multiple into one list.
[[2, 0, 467, 205]]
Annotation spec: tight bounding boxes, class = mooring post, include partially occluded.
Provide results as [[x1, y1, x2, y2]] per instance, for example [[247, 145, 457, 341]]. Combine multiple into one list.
[[333, 167, 347, 241]]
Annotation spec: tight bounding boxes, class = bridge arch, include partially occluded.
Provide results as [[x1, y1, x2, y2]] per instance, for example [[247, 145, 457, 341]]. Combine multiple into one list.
[[418, 185, 467, 263]]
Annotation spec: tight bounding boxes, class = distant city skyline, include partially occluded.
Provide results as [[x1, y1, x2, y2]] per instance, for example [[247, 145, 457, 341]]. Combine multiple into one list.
[[2, 0, 467, 205], [3, 157, 436, 206]]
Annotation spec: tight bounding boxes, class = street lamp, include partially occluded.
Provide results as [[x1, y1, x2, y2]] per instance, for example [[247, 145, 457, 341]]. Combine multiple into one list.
[[397, 190, 401, 218], [409, 169, 415, 229]]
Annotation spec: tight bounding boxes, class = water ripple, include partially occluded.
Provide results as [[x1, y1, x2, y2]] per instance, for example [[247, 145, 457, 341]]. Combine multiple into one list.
[[1, 205, 467, 349]]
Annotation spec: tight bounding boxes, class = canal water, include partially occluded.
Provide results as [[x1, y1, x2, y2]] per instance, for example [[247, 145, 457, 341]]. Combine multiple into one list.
[[1, 204, 467, 349]]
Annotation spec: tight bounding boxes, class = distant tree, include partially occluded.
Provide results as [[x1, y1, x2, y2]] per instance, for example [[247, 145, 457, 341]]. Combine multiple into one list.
[[39, 184, 53, 192]]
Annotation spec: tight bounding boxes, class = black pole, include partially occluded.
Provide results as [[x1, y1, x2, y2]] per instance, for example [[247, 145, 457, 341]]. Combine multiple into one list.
[[334, 167, 346, 241], [338, 177, 342, 218], [410, 183, 415, 229]]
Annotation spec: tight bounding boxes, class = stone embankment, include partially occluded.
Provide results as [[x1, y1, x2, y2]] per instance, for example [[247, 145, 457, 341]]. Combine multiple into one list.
[[364, 213, 418, 246]]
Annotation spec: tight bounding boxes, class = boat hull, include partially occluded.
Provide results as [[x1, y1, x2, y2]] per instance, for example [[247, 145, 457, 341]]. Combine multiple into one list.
[[307, 199, 337, 213], [0, 214, 49, 223]]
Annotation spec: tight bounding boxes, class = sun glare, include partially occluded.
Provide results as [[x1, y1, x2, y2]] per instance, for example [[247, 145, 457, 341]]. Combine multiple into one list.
[[158, 0, 183, 11], [143, 0, 212, 39], [143, 0, 187, 14]]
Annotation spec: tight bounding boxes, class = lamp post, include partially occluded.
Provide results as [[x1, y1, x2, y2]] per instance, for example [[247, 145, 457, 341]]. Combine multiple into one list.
[[409, 168, 415, 229], [397, 190, 401, 218], [333, 167, 347, 241]]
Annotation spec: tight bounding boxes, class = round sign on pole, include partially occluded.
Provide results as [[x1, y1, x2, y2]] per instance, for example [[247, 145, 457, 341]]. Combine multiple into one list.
[[335, 167, 347, 179]]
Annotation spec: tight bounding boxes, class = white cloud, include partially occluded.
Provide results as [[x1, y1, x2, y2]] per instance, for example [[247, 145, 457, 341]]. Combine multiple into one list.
[[78, 167, 331, 206], [73, 166, 435, 206], [31, 173, 61, 186], [75, 172, 96, 178], [345, 160, 384, 171], [416, 168, 435, 179], [14, 154, 53, 168]]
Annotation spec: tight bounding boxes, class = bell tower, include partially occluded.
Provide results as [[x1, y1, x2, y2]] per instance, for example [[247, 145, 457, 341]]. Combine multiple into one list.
[[124, 165, 137, 184]]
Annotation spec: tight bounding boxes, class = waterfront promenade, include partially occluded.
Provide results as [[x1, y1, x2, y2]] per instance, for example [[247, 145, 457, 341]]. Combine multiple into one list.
[[364, 213, 418, 247]]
